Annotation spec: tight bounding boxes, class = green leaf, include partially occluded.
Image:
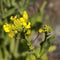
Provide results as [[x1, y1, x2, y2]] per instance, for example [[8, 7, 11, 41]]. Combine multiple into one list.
[[10, 38, 15, 54], [30, 13, 42, 26], [41, 53, 48, 60], [40, 36, 55, 57], [48, 45, 56, 52], [2, 8, 16, 18], [26, 54, 36, 60], [0, 49, 3, 60], [3, 47, 11, 60], [4, 36, 11, 46], [35, 45, 41, 58], [11, 0, 16, 6], [4, 0, 11, 7], [40, 1, 47, 14]]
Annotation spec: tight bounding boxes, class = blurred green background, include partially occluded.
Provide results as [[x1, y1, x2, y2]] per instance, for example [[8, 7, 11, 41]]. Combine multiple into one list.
[[0, 0, 60, 60]]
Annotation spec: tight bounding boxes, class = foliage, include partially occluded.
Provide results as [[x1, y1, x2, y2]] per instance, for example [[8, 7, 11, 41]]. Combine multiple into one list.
[[0, 0, 55, 60]]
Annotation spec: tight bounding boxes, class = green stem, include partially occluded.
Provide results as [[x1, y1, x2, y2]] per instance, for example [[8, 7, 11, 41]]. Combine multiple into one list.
[[0, 0, 4, 16], [40, 1, 47, 15], [15, 38, 19, 53], [14, 34, 20, 58]]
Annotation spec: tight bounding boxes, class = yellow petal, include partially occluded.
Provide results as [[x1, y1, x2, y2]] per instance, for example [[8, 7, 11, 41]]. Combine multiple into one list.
[[25, 22, 31, 29], [38, 28, 44, 33], [8, 32, 14, 38], [10, 15, 17, 21], [23, 11, 28, 20], [3, 23, 12, 32], [26, 30, 31, 35]]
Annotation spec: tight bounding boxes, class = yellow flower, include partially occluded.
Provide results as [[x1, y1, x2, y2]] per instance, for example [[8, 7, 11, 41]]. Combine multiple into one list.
[[23, 22, 27, 27], [26, 30, 31, 35], [23, 11, 28, 20], [20, 17, 25, 22], [14, 30, 18, 34], [38, 28, 44, 33], [10, 16, 13, 21], [25, 22, 31, 29], [3, 23, 12, 32], [19, 17, 25, 25], [8, 32, 14, 38], [10, 15, 17, 21]]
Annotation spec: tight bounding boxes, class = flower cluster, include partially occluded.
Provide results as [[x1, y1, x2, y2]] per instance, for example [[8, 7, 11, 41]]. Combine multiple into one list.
[[44, 25, 52, 33], [3, 11, 31, 38], [38, 25, 52, 34]]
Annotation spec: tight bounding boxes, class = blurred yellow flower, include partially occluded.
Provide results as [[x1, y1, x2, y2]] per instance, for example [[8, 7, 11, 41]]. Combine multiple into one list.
[[3, 23, 12, 32], [25, 22, 31, 29], [8, 32, 14, 38], [10, 15, 17, 21], [14, 30, 18, 34], [23, 22, 27, 27], [38, 28, 44, 33], [26, 30, 31, 35], [23, 11, 28, 20], [19, 17, 25, 25], [20, 17, 25, 22], [3, 11, 31, 37]]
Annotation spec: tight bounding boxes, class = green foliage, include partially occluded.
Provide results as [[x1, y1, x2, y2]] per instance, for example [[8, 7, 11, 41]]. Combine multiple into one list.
[[0, 0, 55, 60], [26, 54, 36, 60]]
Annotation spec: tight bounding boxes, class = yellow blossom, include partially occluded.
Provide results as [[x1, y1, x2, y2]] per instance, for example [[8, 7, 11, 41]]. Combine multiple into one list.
[[10, 16, 13, 21], [25, 22, 31, 29], [22, 22, 27, 27], [3, 23, 12, 32], [23, 11, 28, 20], [19, 17, 25, 25], [20, 17, 25, 22], [26, 30, 31, 35], [8, 32, 14, 38], [14, 30, 18, 34], [38, 28, 44, 33], [10, 15, 17, 21]]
